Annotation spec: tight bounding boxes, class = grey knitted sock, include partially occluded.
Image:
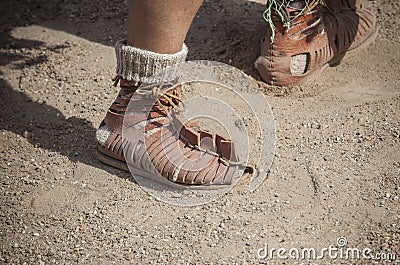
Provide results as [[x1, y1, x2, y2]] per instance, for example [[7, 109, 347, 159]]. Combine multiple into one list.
[[115, 39, 188, 83], [97, 40, 188, 145]]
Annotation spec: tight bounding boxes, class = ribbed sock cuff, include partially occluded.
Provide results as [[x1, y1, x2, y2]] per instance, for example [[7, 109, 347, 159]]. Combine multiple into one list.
[[115, 40, 188, 83]]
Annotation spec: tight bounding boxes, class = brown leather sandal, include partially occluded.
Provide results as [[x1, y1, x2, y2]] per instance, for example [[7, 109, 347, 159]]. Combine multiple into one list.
[[255, 0, 378, 86], [96, 77, 253, 189]]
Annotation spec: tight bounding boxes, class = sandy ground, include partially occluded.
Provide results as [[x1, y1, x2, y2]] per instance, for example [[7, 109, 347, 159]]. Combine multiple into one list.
[[1, 0, 399, 263]]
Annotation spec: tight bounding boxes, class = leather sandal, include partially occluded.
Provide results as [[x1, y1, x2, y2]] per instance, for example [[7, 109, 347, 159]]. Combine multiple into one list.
[[96, 77, 254, 189], [255, 0, 378, 86]]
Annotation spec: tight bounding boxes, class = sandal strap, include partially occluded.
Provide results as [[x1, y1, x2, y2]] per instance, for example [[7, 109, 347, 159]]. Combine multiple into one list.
[[323, 0, 361, 12], [98, 79, 254, 186]]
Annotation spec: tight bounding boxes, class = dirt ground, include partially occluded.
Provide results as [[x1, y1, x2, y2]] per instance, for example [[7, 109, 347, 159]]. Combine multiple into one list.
[[0, 0, 399, 263]]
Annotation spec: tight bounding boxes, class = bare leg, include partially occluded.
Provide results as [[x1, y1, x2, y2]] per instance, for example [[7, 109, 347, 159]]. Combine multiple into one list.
[[97, 0, 254, 184], [127, 0, 204, 54]]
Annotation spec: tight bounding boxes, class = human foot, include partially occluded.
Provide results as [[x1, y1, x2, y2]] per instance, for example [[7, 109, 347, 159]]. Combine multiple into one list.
[[255, 0, 377, 86], [96, 77, 253, 188]]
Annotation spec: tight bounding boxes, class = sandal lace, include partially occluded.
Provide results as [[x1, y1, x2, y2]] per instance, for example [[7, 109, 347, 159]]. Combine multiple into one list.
[[112, 75, 253, 171], [263, 0, 321, 42]]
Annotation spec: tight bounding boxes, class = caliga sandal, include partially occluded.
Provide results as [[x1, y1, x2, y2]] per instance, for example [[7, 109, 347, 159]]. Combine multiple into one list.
[[96, 77, 254, 189], [255, 0, 378, 86]]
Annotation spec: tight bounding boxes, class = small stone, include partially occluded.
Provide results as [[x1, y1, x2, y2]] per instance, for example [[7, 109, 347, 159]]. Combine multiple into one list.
[[33, 232, 40, 237], [22, 130, 32, 139]]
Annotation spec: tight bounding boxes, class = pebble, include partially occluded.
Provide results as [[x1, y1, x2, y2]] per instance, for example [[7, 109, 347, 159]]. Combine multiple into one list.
[[22, 130, 32, 139]]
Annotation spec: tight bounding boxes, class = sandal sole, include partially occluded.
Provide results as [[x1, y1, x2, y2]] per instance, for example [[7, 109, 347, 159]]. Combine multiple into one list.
[[96, 144, 246, 190], [96, 146, 129, 171]]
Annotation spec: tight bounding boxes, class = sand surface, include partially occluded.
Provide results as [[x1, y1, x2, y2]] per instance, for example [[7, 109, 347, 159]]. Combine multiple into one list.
[[0, 0, 399, 263]]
